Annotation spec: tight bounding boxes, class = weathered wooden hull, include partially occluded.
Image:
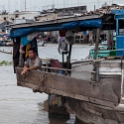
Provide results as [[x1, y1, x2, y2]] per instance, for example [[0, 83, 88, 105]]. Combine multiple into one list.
[[68, 98, 124, 124], [16, 67, 121, 108], [16, 60, 124, 124]]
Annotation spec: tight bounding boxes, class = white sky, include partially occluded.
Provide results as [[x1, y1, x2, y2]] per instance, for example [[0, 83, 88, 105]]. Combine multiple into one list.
[[0, 0, 124, 12]]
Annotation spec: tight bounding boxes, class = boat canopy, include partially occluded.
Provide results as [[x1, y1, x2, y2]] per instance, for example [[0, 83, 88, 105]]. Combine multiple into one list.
[[10, 19, 102, 38]]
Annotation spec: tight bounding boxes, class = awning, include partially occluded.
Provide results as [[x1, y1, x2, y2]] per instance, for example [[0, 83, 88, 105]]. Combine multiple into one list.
[[10, 18, 102, 38]]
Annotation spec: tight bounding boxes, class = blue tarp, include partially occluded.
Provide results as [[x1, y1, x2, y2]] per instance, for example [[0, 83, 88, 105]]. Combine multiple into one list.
[[10, 18, 102, 38], [111, 10, 124, 15]]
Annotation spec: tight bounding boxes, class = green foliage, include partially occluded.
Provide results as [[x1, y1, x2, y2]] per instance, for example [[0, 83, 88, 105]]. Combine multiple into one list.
[[0, 60, 13, 66]]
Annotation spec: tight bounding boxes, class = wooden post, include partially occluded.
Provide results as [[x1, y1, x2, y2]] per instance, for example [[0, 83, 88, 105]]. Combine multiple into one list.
[[93, 28, 101, 81], [68, 44, 72, 62], [19, 53, 24, 67], [94, 28, 101, 60], [66, 35, 74, 63]]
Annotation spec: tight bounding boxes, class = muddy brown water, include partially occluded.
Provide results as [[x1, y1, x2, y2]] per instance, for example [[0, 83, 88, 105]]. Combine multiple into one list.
[[0, 44, 93, 124]]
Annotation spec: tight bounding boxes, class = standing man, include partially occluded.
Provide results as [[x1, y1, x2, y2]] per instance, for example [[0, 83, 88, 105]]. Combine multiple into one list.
[[21, 48, 42, 75]]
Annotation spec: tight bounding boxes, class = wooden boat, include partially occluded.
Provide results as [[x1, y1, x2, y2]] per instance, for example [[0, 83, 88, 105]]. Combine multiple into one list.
[[10, 8, 124, 124], [16, 59, 123, 124]]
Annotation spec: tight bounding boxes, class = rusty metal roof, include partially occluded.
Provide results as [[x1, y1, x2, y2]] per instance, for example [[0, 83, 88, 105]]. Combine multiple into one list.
[[85, 5, 124, 15], [9, 5, 124, 30], [9, 14, 103, 29]]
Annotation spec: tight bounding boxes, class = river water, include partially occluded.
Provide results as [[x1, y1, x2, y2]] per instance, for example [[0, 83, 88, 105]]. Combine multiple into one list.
[[0, 44, 93, 124]]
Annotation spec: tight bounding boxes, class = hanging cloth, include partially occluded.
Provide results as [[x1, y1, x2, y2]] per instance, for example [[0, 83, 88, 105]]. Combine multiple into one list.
[[25, 43, 31, 58], [21, 32, 40, 47]]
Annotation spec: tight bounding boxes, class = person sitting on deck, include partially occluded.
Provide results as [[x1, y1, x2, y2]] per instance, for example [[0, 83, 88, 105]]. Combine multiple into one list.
[[21, 48, 42, 75]]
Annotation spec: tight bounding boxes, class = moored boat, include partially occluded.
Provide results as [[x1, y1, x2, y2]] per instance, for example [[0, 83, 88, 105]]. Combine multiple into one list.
[[9, 6, 124, 124]]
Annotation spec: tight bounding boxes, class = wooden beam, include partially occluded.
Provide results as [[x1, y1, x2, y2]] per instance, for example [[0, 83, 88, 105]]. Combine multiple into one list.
[[19, 53, 24, 67], [16, 67, 121, 107], [92, 28, 101, 81], [94, 28, 101, 60], [17, 81, 118, 107]]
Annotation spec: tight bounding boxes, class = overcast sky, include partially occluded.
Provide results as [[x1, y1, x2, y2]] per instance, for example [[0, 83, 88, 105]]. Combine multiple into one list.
[[0, 0, 124, 12]]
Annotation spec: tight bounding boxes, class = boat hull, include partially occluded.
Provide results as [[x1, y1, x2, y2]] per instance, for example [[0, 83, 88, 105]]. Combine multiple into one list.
[[67, 98, 124, 124], [16, 60, 124, 124]]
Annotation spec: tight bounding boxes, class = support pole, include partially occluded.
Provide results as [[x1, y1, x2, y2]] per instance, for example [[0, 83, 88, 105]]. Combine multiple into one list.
[[19, 53, 24, 67], [92, 28, 101, 81], [94, 28, 101, 60], [68, 44, 72, 63], [66, 35, 74, 63], [25, 0, 26, 11]]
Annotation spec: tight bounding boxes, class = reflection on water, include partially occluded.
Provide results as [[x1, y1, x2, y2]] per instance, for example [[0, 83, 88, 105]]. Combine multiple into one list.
[[48, 114, 82, 124], [0, 45, 92, 124], [37, 101, 82, 124]]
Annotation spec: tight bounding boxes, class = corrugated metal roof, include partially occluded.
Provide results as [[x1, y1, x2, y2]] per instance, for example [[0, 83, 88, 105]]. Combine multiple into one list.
[[9, 14, 103, 29], [9, 5, 124, 30], [83, 5, 124, 15]]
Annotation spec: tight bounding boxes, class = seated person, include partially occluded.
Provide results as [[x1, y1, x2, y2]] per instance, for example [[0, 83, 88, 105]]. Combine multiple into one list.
[[21, 48, 42, 75]]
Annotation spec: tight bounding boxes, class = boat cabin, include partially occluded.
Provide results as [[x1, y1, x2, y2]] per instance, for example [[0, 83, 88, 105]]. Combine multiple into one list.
[[90, 9, 124, 59]]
